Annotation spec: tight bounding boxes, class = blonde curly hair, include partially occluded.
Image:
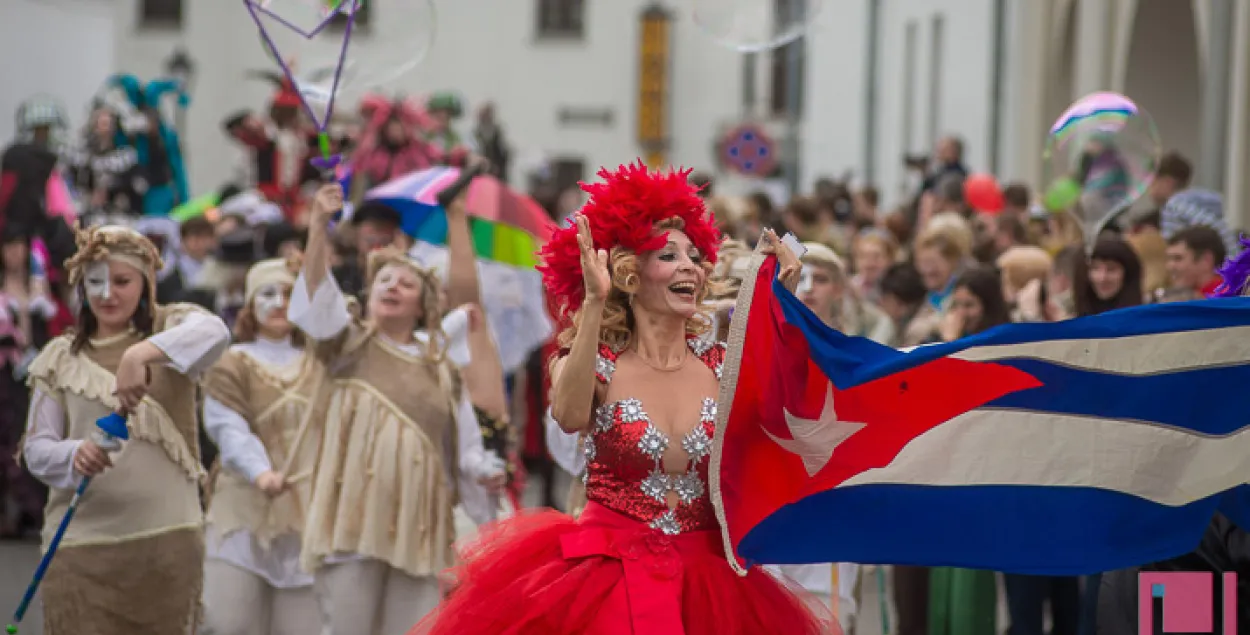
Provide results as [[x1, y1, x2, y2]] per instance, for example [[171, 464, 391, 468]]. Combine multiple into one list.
[[556, 218, 724, 353]]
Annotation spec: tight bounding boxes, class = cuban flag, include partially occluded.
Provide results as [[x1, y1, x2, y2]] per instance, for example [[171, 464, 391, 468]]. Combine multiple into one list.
[[710, 253, 1250, 576]]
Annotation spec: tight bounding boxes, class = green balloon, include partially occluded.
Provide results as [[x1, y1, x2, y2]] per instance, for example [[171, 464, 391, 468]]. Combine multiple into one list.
[[1043, 177, 1082, 213]]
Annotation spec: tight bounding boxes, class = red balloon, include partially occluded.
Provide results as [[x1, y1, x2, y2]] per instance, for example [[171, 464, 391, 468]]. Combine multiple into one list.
[[963, 173, 1005, 214]]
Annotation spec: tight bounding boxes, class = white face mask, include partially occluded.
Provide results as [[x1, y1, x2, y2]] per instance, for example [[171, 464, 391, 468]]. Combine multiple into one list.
[[796, 264, 815, 295], [253, 283, 286, 323], [84, 261, 111, 300]]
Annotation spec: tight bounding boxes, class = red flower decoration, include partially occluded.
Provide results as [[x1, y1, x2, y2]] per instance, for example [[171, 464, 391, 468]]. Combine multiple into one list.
[[537, 161, 720, 323]]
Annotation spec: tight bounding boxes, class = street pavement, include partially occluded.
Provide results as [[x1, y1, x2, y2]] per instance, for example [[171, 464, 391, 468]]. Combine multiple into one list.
[[0, 539, 43, 634]]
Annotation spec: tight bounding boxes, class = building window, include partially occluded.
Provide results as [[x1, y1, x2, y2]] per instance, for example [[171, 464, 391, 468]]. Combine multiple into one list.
[[140, 0, 182, 27], [770, 0, 806, 117], [330, 0, 371, 30], [537, 0, 585, 39]]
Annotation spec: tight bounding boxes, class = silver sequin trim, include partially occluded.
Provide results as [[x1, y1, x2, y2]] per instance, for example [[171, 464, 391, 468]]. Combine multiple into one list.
[[637, 423, 669, 461], [640, 470, 670, 502], [596, 355, 616, 381], [715, 363, 723, 380], [650, 510, 682, 535], [595, 404, 615, 432], [619, 398, 647, 423], [681, 426, 713, 463], [687, 338, 712, 356], [583, 434, 596, 463], [699, 398, 717, 423], [671, 472, 705, 504]]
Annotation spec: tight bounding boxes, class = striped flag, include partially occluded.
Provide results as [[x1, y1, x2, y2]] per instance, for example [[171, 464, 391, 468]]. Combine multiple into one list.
[[711, 253, 1250, 576]]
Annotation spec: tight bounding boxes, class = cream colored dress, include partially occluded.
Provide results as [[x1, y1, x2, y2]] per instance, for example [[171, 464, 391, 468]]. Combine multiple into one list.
[[23, 304, 229, 635]]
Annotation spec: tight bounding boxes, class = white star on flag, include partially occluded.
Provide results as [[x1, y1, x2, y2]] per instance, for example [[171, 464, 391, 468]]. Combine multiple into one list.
[[762, 383, 866, 476]]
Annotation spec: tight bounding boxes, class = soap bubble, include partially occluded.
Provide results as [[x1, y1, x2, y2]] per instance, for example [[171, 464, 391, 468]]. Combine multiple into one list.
[[250, 0, 436, 125], [1042, 92, 1161, 241], [693, 0, 822, 53]]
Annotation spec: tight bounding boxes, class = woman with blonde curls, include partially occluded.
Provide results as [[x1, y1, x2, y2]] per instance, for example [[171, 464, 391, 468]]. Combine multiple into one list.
[[412, 163, 832, 635], [289, 184, 505, 635], [22, 225, 230, 633], [201, 256, 323, 635]]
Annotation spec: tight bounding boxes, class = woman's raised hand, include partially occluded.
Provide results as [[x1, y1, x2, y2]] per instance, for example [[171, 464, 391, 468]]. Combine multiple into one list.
[[760, 230, 802, 294], [576, 214, 610, 302]]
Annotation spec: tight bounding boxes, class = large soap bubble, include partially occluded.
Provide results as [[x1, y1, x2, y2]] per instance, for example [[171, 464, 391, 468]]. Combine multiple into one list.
[[251, 0, 436, 121], [693, 0, 822, 53], [1042, 92, 1161, 242]]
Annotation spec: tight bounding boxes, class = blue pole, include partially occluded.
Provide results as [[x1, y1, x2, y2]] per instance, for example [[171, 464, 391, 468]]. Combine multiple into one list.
[[8, 476, 90, 630], [7, 413, 127, 634]]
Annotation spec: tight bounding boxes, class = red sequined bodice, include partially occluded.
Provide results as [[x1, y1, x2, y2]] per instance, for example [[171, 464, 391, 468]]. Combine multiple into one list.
[[582, 338, 726, 535]]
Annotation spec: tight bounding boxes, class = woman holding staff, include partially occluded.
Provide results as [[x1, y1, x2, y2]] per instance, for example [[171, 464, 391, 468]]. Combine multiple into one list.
[[22, 224, 230, 633]]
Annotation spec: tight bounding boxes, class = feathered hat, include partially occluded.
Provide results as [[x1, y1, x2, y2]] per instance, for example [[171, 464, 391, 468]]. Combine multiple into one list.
[[537, 161, 721, 321], [64, 224, 164, 314]]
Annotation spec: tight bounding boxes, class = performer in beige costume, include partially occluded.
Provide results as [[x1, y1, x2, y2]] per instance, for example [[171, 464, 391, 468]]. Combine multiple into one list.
[[201, 257, 322, 635], [22, 225, 230, 634], [289, 184, 505, 635]]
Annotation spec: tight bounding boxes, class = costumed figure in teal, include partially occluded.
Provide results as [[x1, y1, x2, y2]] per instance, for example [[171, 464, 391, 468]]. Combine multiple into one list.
[[99, 74, 190, 217]]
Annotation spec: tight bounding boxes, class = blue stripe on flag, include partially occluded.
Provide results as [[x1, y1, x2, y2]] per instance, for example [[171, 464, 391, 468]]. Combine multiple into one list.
[[772, 277, 1250, 389], [739, 483, 1225, 575], [983, 358, 1250, 435]]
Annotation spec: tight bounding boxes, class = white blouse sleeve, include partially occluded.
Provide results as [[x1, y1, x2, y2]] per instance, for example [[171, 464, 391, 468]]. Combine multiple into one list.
[[287, 271, 351, 341], [149, 310, 232, 379], [455, 389, 500, 525], [545, 408, 585, 476], [203, 396, 273, 483], [22, 388, 84, 490]]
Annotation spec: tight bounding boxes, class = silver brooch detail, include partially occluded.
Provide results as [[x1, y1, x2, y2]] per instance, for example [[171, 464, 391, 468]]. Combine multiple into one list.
[[699, 398, 717, 423], [637, 423, 669, 461], [640, 470, 670, 502], [583, 434, 596, 463], [671, 472, 705, 504], [688, 338, 712, 356], [619, 398, 647, 423], [596, 355, 615, 381], [595, 404, 615, 432], [681, 426, 712, 463], [649, 510, 682, 536]]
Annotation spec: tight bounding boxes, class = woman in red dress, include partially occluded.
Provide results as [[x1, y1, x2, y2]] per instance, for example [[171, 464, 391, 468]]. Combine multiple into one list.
[[412, 163, 833, 635]]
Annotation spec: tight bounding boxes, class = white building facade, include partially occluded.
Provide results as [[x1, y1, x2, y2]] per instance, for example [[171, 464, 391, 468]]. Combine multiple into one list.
[[805, 0, 1247, 228], [101, 0, 754, 197], [8, 0, 1248, 230]]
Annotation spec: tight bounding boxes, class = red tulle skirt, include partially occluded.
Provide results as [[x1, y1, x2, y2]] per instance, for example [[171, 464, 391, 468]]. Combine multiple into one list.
[[411, 502, 835, 635]]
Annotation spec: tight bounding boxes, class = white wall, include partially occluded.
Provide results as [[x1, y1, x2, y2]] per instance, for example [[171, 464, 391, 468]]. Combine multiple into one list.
[[872, 0, 996, 208], [111, 0, 744, 197], [799, 0, 869, 191], [0, 0, 117, 144]]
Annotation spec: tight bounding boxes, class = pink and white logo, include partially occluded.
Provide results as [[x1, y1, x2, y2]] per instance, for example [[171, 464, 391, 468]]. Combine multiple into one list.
[[1138, 571, 1237, 635]]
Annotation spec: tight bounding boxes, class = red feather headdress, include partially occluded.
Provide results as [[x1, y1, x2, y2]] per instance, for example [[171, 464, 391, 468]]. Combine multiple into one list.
[[537, 161, 720, 322]]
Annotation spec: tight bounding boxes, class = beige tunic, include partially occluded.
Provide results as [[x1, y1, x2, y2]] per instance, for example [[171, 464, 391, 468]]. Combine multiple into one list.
[[204, 348, 323, 547], [301, 322, 463, 578], [25, 303, 216, 635]]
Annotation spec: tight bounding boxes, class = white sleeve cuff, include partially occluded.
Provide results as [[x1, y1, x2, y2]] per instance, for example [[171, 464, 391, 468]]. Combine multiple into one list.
[[288, 272, 351, 341]]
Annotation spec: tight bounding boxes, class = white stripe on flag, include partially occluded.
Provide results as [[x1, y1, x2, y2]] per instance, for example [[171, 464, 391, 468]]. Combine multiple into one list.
[[838, 409, 1250, 506], [949, 325, 1250, 375]]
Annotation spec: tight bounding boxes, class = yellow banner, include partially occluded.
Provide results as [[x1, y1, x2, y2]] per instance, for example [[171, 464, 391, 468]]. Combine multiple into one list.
[[638, 6, 670, 163]]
